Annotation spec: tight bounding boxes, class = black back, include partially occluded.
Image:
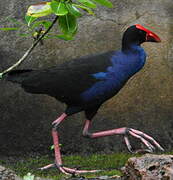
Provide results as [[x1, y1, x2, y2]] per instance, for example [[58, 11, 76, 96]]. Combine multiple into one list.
[[22, 51, 114, 106]]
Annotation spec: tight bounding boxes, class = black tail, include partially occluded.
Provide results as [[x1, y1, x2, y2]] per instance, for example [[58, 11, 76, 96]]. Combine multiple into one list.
[[5, 69, 33, 84]]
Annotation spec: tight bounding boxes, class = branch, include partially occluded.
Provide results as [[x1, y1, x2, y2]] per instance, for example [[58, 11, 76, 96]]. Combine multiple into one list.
[[0, 16, 59, 78]]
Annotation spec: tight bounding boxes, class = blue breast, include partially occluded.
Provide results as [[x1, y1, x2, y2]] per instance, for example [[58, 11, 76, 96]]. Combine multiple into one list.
[[81, 45, 146, 103]]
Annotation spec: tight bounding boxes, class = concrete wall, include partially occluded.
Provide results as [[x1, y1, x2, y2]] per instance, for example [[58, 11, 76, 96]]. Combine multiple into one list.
[[0, 0, 173, 155]]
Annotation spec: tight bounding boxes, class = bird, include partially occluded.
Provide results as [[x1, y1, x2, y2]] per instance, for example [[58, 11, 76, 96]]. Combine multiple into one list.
[[4, 24, 164, 175]]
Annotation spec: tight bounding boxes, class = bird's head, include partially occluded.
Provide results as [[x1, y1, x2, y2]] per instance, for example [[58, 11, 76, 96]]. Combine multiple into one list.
[[122, 24, 161, 51]]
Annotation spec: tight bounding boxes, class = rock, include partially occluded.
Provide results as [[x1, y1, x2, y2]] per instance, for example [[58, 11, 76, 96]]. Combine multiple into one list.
[[0, 165, 21, 180], [68, 155, 173, 180], [122, 154, 173, 180], [0, 166, 53, 180]]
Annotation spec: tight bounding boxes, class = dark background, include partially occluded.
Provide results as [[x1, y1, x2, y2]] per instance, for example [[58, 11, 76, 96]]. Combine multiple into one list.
[[0, 0, 173, 156]]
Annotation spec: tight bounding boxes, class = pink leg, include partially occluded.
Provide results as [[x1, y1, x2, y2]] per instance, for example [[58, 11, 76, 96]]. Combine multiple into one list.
[[83, 120, 164, 153], [52, 113, 67, 127], [40, 114, 100, 175]]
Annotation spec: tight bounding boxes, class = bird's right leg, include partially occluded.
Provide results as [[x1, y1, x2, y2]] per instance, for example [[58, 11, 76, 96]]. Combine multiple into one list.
[[82, 119, 164, 153]]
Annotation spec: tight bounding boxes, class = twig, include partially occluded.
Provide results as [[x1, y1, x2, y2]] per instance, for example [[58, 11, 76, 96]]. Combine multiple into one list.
[[0, 16, 59, 78]]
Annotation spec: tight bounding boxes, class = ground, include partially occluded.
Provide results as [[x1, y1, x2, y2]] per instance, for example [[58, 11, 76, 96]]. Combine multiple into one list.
[[0, 153, 133, 179]]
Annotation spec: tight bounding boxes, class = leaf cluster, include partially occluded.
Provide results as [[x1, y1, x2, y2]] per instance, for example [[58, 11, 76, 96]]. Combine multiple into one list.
[[0, 0, 113, 41]]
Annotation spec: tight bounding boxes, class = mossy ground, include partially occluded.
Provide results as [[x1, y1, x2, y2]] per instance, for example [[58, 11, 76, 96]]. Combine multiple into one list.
[[0, 153, 136, 179]]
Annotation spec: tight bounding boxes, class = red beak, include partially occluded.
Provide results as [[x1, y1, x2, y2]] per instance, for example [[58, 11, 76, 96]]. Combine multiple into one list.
[[135, 24, 161, 42]]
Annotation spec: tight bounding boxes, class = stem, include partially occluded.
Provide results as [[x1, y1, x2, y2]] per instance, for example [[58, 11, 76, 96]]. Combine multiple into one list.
[[0, 16, 59, 78]]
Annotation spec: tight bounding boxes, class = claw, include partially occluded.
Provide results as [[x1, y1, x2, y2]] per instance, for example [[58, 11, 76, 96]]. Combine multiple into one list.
[[129, 131, 154, 152], [124, 128, 164, 153], [124, 135, 133, 153], [134, 149, 153, 154], [130, 128, 164, 151]]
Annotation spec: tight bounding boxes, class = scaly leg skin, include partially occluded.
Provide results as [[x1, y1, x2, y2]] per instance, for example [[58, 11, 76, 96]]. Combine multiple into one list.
[[52, 113, 67, 128], [40, 114, 101, 175], [40, 117, 164, 175], [83, 120, 164, 153]]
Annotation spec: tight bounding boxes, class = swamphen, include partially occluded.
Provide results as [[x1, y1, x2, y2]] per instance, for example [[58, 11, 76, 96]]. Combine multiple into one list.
[[5, 24, 164, 175]]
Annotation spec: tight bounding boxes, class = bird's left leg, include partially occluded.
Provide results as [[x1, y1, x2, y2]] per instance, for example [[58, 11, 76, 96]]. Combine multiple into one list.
[[82, 120, 164, 153], [40, 113, 100, 175]]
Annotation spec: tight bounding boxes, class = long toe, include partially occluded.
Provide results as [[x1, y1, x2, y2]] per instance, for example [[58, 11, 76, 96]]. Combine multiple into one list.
[[124, 128, 164, 153], [40, 162, 101, 175], [62, 167, 101, 175], [39, 163, 56, 170], [130, 128, 164, 151]]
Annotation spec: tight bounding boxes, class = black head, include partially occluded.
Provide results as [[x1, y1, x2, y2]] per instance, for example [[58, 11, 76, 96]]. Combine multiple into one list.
[[122, 24, 161, 52]]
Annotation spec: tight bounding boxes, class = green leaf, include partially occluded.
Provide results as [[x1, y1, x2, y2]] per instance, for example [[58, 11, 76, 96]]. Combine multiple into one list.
[[58, 14, 77, 35], [73, 4, 95, 15], [51, 1, 68, 16], [91, 0, 113, 8], [32, 20, 52, 30], [25, 15, 37, 26], [0, 73, 3, 79], [50, 145, 54, 150], [77, 0, 97, 8], [0, 27, 19, 31], [57, 34, 74, 40], [26, 2, 52, 18], [50, 144, 62, 150], [66, 3, 82, 17]]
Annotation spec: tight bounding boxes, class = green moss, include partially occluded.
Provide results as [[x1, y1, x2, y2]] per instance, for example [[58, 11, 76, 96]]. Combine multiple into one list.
[[0, 153, 135, 179]]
